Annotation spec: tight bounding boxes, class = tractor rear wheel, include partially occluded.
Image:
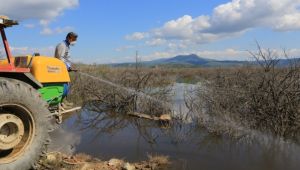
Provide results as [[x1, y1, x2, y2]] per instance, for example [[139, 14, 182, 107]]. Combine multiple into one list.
[[0, 78, 51, 170]]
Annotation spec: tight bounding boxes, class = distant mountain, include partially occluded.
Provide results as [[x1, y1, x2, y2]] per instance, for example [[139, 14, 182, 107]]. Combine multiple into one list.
[[146, 54, 214, 65], [112, 54, 246, 67], [110, 54, 300, 68]]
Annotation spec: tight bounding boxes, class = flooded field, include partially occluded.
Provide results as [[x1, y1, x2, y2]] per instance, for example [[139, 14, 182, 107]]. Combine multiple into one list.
[[49, 84, 300, 170]]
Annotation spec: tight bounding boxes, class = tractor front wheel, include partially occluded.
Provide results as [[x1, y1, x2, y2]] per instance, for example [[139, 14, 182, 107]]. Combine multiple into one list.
[[0, 78, 51, 170]]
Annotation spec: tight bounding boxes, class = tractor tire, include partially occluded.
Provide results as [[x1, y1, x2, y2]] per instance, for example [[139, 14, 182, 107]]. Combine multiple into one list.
[[0, 78, 51, 170]]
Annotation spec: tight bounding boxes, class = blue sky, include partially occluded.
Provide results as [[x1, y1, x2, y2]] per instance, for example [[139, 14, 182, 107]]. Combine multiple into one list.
[[1, 0, 300, 63]]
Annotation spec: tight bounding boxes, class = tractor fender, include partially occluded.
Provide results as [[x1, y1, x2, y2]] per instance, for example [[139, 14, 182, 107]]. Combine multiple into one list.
[[0, 72, 43, 89]]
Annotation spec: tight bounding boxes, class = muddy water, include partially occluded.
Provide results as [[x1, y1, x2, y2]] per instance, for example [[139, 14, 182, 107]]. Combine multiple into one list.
[[49, 83, 300, 170]]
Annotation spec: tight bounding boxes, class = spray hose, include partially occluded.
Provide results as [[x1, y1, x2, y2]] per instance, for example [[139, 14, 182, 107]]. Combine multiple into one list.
[[73, 70, 172, 109]]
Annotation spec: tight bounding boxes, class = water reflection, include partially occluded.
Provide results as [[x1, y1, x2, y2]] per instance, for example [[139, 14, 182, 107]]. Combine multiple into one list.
[[49, 103, 300, 170], [74, 101, 192, 146], [77, 103, 129, 137]]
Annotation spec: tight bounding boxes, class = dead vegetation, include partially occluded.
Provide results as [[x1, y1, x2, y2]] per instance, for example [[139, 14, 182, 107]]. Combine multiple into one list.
[[68, 44, 300, 142], [69, 65, 173, 117], [187, 45, 300, 141]]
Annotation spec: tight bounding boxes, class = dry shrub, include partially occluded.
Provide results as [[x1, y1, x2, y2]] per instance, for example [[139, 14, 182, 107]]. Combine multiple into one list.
[[188, 45, 300, 140], [69, 65, 173, 116]]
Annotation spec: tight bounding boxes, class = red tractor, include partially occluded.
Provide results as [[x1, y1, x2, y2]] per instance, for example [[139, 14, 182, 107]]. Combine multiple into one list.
[[0, 16, 79, 169]]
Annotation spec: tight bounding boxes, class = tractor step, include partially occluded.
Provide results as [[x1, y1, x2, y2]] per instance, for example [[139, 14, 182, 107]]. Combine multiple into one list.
[[59, 106, 81, 115], [55, 106, 82, 124]]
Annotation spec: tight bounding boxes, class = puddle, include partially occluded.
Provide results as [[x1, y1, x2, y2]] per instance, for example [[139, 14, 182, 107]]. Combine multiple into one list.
[[49, 83, 300, 170]]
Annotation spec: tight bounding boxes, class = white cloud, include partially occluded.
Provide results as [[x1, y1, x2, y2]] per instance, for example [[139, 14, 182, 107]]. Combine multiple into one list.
[[142, 48, 300, 61], [115, 45, 135, 52], [0, 0, 78, 21], [146, 38, 166, 46], [40, 27, 53, 35], [196, 49, 249, 60], [127, 0, 300, 46], [207, 0, 300, 33], [143, 51, 175, 61], [153, 15, 195, 39], [10, 46, 55, 56], [39, 20, 51, 27], [39, 19, 74, 35], [24, 24, 35, 29], [41, 26, 74, 35], [288, 49, 300, 57], [0, 0, 78, 35], [125, 32, 148, 40]]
